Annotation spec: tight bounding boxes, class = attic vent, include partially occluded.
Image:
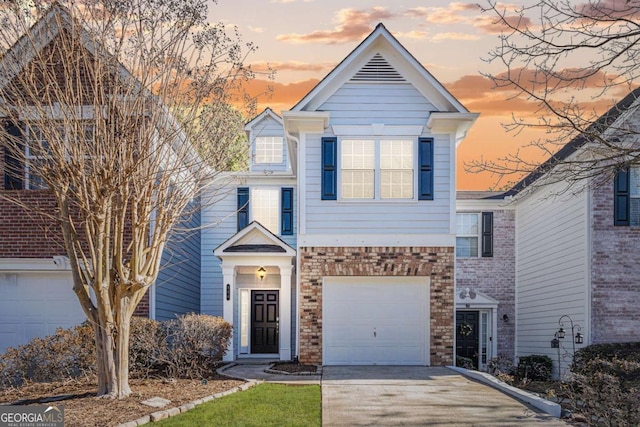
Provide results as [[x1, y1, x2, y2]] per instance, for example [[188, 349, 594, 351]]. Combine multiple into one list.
[[350, 53, 406, 82]]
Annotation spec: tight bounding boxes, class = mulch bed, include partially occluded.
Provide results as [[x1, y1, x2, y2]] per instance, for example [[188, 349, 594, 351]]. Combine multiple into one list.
[[269, 362, 318, 374], [0, 374, 244, 427]]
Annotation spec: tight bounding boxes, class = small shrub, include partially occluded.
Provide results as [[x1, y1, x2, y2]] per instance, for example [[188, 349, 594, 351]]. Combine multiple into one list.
[[160, 314, 232, 379], [129, 316, 166, 379], [517, 355, 552, 381], [572, 342, 640, 376], [487, 354, 515, 377], [455, 356, 474, 369], [565, 357, 640, 426], [0, 322, 96, 389]]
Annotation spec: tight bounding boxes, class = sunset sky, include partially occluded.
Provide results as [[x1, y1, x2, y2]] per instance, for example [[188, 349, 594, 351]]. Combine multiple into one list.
[[210, 0, 627, 190]]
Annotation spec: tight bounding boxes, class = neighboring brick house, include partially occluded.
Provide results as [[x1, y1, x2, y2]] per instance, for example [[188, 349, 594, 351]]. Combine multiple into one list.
[[457, 88, 640, 375], [0, 6, 196, 353]]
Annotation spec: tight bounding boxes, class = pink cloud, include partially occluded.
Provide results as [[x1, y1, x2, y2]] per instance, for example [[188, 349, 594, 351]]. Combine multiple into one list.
[[249, 61, 335, 73], [277, 7, 397, 44]]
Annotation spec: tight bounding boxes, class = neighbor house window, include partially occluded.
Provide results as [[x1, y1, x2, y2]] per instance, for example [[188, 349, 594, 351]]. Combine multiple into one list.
[[24, 125, 52, 189], [456, 213, 479, 257], [340, 138, 414, 199], [250, 187, 279, 233], [255, 136, 283, 164]]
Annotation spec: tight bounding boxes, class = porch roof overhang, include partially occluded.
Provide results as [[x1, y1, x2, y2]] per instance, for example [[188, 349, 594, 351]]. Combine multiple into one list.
[[455, 287, 499, 309], [213, 221, 296, 259]]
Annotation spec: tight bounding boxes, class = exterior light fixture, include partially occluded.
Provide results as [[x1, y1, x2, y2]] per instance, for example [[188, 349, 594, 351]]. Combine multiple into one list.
[[502, 314, 509, 322], [557, 327, 566, 339], [226, 284, 230, 301], [550, 338, 559, 348], [258, 266, 267, 281], [575, 332, 584, 344]]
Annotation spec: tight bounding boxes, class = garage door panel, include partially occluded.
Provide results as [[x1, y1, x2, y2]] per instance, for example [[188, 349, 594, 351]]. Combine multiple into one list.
[[0, 272, 86, 353], [324, 278, 429, 366]]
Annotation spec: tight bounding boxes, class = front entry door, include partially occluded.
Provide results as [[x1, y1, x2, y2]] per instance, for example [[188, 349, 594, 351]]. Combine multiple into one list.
[[251, 290, 279, 354], [456, 311, 479, 369]]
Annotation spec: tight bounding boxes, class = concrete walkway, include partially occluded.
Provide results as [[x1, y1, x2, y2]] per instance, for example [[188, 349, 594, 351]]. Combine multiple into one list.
[[221, 363, 568, 426], [322, 366, 569, 427]]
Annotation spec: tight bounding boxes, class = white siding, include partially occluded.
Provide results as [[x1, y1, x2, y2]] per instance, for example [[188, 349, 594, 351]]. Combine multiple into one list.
[[515, 183, 589, 377], [249, 115, 288, 173], [303, 133, 451, 236], [320, 83, 436, 126]]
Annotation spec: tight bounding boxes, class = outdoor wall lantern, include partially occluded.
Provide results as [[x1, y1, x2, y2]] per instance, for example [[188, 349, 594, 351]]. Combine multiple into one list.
[[257, 266, 267, 281], [226, 284, 230, 301], [502, 314, 509, 323]]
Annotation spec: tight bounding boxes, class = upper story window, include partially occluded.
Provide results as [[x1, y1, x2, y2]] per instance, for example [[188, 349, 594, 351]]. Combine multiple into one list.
[[614, 166, 640, 226], [456, 213, 479, 257], [251, 188, 279, 233], [340, 138, 414, 199], [3, 122, 95, 190], [255, 136, 283, 164], [237, 187, 294, 236], [456, 212, 494, 258]]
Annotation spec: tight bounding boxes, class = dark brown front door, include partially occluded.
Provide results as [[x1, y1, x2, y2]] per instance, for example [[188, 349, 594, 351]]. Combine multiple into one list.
[[251, 290, 279, 354], [456, 311, 479, 369]]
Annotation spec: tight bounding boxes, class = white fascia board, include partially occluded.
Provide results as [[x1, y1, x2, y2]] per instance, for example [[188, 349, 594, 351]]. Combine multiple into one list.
[[456, 198, 516, 211], [282, 111, 330, 135], [244, 108, 283, 131], [0, 257, 71, 271], [298, 233, 455, 248], [427, 113, 479, 146]]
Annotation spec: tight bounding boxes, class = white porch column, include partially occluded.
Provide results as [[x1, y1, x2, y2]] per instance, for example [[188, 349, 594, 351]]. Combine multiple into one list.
[[279, 263, 293, 361], [222, 265, 236, 362]]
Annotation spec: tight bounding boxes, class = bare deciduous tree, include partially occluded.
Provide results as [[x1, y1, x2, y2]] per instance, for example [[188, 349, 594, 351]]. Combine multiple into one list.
[[471, 0, 640, 192], [0, 0, 259, 398]]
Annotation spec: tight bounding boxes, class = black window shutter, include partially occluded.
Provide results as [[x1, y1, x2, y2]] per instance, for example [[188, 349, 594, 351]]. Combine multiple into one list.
[[614, 168, 630, 226], [481, 212, 493, 257], [321, 137, 337, 200], [281, 187, 293, 235], [237, 187, 249, 231], [4, 122, 24, 190], [418, 137, 434, 200]]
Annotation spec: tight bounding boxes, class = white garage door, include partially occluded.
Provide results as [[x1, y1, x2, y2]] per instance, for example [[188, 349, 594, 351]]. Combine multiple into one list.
[[323, 277, 430, 365], [0, 272, 87, 354]]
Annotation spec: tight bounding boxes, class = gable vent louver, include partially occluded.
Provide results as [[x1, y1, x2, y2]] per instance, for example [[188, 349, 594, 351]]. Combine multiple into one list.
[[350, 53, 406, 83]]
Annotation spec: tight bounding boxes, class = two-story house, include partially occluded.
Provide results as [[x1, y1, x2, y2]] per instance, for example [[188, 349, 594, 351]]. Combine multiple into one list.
[[201, 24, 478, 366]]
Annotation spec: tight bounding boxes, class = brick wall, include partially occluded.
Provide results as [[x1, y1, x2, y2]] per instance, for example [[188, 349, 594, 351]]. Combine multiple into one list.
[[0, 190, 66, 257], [298, 246, 454, 366], [591, 183, 640, 343], [456, 210, 516, 359]]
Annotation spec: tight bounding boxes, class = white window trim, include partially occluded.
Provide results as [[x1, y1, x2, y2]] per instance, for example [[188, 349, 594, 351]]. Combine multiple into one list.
[[338, 137, 417, 201], [456, 212, 481, 258], [630, 166, 640, 226]]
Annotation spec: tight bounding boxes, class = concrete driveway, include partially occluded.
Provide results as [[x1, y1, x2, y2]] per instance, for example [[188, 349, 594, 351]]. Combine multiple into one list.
[[322, 366, 569, 426]]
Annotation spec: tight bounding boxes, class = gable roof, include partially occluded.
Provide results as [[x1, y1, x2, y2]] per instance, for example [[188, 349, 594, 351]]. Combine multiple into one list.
[[213, 221, 296, 258], [290, 23, 469, 114], [505, 87, 640, 197], [244, 107, 283, 132]]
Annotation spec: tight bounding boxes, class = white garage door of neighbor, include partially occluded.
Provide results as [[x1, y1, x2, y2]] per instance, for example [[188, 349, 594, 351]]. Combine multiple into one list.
[[0, 272, 87, 354], [323, 277, 430, 365]]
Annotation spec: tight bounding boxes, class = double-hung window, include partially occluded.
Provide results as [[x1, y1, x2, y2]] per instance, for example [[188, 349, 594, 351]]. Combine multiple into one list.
[[340, 138, 414, 199], [24, 125, 53, 189], [456, 213, 479, 257], [456, 212, 494, 258], [255, 136, 283, 164], [250, 188, 279, 233]]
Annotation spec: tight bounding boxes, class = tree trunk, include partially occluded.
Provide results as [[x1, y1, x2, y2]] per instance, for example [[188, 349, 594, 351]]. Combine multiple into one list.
[[92, 311, 132, 398]]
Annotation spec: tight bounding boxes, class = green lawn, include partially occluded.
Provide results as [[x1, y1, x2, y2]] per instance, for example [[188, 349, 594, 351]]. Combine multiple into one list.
[[154, 383, 321, 427]]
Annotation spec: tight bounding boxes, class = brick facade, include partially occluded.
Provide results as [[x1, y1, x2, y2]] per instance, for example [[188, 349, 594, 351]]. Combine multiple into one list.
[[590, 182, 640, 343], [456, 210, 516, 359], [298, 246, 454, 366]]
